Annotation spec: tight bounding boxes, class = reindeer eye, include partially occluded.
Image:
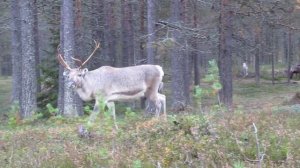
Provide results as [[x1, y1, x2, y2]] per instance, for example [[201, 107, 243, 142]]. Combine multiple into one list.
[[78, 74, 82, 77]]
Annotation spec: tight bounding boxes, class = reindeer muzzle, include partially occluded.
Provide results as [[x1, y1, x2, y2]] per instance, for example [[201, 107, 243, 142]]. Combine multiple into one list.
[[65, 80, 76, 88]]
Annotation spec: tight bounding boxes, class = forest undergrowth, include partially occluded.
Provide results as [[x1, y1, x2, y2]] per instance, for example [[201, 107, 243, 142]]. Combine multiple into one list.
[[1, 77, 300, 167]]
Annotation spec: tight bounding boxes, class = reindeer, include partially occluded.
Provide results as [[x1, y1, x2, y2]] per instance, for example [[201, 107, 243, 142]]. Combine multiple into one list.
[[288, 64, 300, 80], [57, 41, 166, 129], [242, 62, 248, 77]]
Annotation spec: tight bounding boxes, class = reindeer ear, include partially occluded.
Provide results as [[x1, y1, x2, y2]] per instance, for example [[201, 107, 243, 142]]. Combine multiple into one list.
[[82, 68, 88, 73], [81, 68, 89, 77]]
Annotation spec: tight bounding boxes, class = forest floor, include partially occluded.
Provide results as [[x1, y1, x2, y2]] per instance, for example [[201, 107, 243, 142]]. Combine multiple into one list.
[[0, 77, 11, 113], [234, 79, 300, 112], [0, 77, 300, 167]]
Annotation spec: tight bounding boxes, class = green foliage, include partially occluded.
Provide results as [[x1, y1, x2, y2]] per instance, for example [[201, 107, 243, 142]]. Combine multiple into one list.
[[266, 133, 288, 161], [156, 37, 176, 54], [193, 85, 203, 98], [203, 59, 222, 90], [233, 161, 245, 168], [125, 107, 137, 120], [86, 96, 115, 134], [83, 105, 93, 115], [98, 148, 109, 158], [2, 63, 300, 167], [132, 159, 142, 168], [36, 24, 60, 118], [26, 113, 44, 122], [260, 65, 288, 81], [0, 77, 11, 113], [7, 113, 17, 128], [193, 59, 222, 109], [41, 157, 76, 168], [7, 103, 20, 128], [37, 55, 59, 118], [46, 103, 59, 116], [273, 104, 300, 113], [0, 111, 300, 167]]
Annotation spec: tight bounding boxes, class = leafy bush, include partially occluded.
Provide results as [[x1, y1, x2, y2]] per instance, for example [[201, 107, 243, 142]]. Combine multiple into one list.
[[193, 59, 222, 110]]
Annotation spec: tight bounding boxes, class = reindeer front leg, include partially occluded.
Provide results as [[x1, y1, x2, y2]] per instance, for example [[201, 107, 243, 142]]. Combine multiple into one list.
[[106, 101, 118, 130], [87, 99, 101, 127], [78, 99, 101, 138]]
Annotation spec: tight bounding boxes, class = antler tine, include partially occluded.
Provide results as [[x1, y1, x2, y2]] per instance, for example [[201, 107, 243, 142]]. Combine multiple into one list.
[[80, 40, 100, 68], [57, 53, 72, 70], [57, 44, 61, 53], [56, 45, 71, 70], [72, 57, 83, 67]]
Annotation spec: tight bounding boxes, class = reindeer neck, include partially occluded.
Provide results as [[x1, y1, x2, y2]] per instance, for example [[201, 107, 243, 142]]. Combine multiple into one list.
[[75, 75, 93, 101]]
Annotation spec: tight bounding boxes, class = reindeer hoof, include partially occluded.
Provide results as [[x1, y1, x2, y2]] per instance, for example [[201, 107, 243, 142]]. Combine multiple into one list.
[[77, 125, 92, 139]]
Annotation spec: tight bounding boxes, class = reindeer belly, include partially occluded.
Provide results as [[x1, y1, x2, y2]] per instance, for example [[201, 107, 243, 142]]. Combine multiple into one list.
[[107, 89, 146, 102]]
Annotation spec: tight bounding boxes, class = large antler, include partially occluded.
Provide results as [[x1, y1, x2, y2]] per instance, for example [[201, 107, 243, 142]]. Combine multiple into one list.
[[57, 45, 71, 70], [80, 40, 100, 68]]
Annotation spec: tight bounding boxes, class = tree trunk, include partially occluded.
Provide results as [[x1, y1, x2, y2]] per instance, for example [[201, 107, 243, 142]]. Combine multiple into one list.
[[219, 0, 233, 108], [74, 0, 83, 115], [121, 0, 129, 66], [182, 0, 191, 104], [121, 0, 135, 66], [170, 0, 186, 111], [286, 32, 291, 84], [90, 0, 104, 68], [132, 1, 140, 65], [75, 0, 83, 61], [194, 51, 200, 85], [104, 1, 117, 66], [270, 27, 275, 85], [271, 51, 275, 85], [139, 0, 146, 63], [284, 32, 288, 65], [10, 0, 22, 105], [58, 66, 64, 115], [127, 2, 135, 65], [255, 28, 260, 85], [61, 0, 81, 117], [289, 32, 293, 83], [287, 28, 293, 83], [146, 0, 156, 64], [192, 2, 200, 86], [20, 0, 38, 118], [33, 0, 41, 93], [58, 1, 65, 115]]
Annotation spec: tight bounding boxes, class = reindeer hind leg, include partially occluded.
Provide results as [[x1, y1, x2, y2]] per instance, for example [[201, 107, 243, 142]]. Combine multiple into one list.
[[158, 93, 167, 120]]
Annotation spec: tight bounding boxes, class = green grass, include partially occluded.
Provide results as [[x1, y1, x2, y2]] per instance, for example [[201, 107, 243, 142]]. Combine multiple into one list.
[[0, 77, 11, 113], [0, 111, 300, 167], [233, 79, 300, 113]]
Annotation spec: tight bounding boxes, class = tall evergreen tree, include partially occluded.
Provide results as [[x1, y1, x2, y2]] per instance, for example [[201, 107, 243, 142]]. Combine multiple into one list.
[[20, 0, 38, 118], [10, 0, 22, 105], [218, 0, 233, 108], [121, 0, 135, 66], [146, 0, 156, 64], [60, 0, 82, 117], [170, 0, 186, 111]]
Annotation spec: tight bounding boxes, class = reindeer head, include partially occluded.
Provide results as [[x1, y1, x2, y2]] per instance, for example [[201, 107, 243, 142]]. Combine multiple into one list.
[[57, 40, 100, 88], [62, 68, 88, 88]]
